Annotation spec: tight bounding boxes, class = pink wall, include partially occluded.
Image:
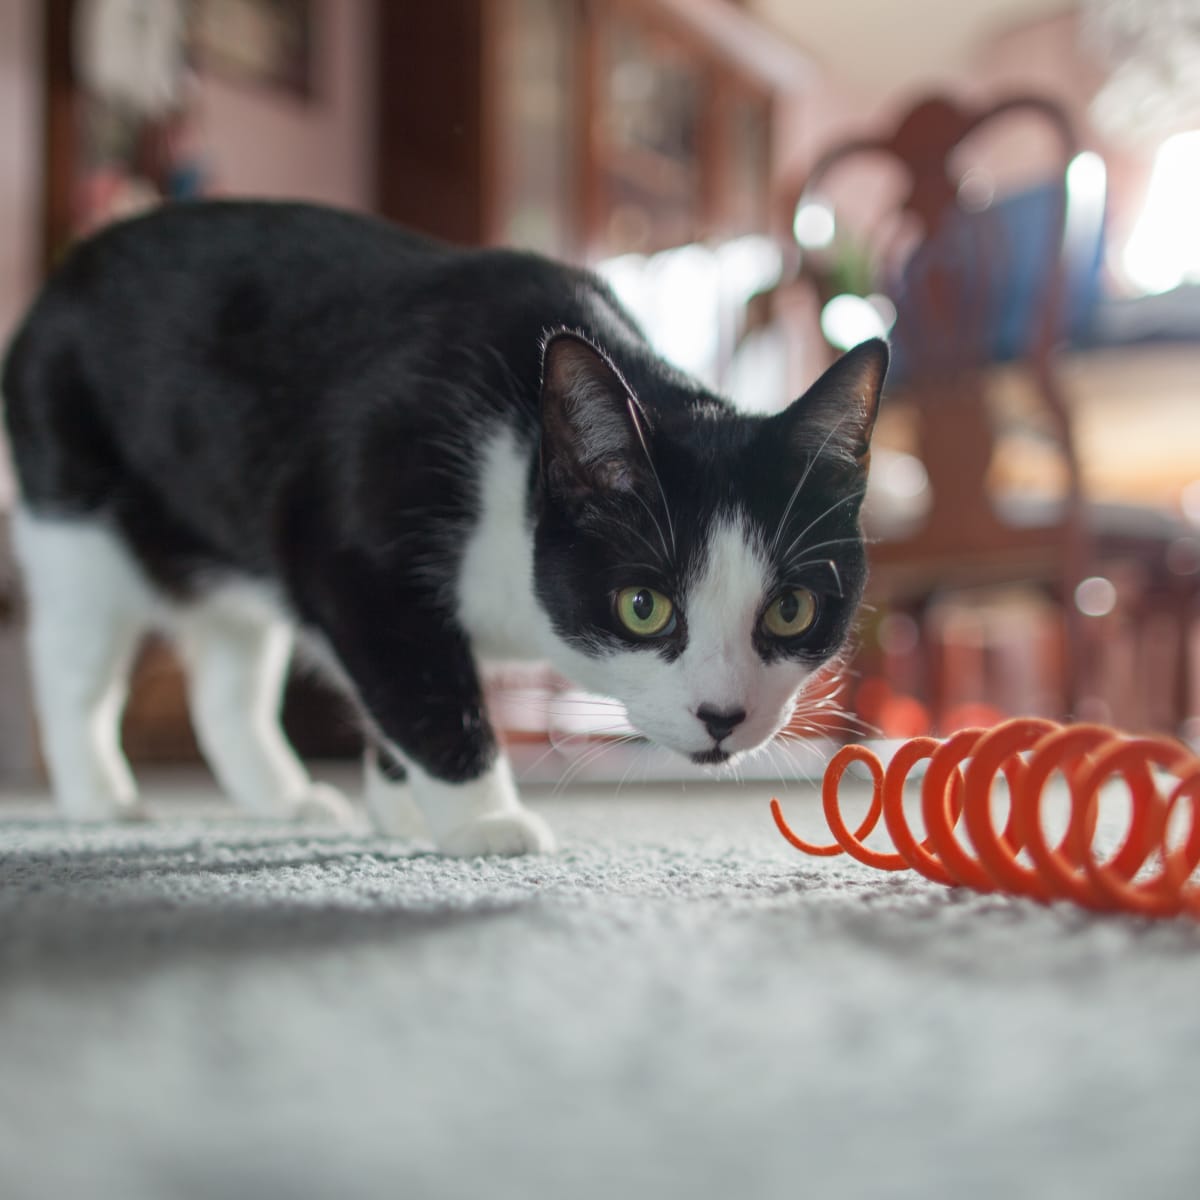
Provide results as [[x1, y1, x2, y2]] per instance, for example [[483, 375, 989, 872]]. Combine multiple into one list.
[[196, 0, 376, 210], [773, 11, 1155, 237], [0, 0, 39, 511], [0, 0, 377, 357], [0, 0, 40, 356], [969, 12, 1153, 249]]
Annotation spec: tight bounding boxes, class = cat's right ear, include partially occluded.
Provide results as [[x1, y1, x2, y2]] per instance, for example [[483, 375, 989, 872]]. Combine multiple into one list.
[[539, 331, 649, 503]]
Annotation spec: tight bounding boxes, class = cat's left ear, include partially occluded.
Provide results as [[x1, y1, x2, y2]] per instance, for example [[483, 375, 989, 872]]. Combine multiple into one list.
[[774, 338, 888, 471], [539, 331, 651, 502]]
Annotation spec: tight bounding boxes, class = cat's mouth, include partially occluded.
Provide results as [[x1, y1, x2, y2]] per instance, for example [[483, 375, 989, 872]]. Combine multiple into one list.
[[690, 747, 732, 766]]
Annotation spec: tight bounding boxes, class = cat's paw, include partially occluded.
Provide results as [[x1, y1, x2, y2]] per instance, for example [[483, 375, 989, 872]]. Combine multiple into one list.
[[115, 798, 152, 823], [367, 790, 429, 840], [285, 783, 357, 827], [58, 790, 147, 824], [436, 808, 557, 858]]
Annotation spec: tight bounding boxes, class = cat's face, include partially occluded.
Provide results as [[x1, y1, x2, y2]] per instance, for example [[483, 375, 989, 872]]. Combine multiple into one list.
[[533, 333, 886, 765]]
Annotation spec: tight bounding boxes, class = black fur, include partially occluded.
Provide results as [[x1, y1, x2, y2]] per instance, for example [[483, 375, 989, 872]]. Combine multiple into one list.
[[3, 200, 885, 784]]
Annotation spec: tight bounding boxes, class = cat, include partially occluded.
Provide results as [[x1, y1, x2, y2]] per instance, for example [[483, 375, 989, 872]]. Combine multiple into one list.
[[2, 200, 886, 856]]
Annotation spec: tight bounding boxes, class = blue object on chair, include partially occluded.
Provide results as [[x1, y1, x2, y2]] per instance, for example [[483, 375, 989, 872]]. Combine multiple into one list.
[[888, 181, 1106, 385]]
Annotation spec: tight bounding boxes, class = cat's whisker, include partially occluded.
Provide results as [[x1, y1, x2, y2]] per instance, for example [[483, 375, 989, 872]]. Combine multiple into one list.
[[616, 738, 650, 797], [787, 705, 877, 740], [493, 698, 628, 719], [758, 738, 796, 796], [552, 742, 603, 793], [779, 488, 867, 567], [792, 535, 861, 554], [547, 722, 636, 752], [624, 521, 673, 571], [607, 561, 670, 578], [774, 735, 831, 774], [790, 720, 864, 743], [629, 489, 673, 567], [486, 684, 627, 709], [779, 558, 843, 595], [769, 750, 802, 797], [777, 540, 864, 580], [544, 714, 634, 738], [517, 721, 625, 774], [555, 733, 643, 792], [836, 715, 881, 738], [627, 399, 678, 559], [520, 737, 574, 780], [768, 412, 852, 559]]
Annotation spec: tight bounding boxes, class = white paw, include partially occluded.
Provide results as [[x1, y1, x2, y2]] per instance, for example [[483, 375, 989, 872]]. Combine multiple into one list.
[[115, 798, 152, 823], [285, 783, 357, 827], [59, 791, 145, 823], [367, 790, 429, 839], [436, 808, 557, 858]]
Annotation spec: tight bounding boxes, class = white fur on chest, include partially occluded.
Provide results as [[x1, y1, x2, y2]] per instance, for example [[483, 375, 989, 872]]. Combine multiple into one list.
[[456, 428, 550, 662]]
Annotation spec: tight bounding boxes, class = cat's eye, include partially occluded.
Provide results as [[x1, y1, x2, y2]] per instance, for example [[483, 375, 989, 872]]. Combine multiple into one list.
[[615, 586, 675, 638], [762, 588, 818, 638]]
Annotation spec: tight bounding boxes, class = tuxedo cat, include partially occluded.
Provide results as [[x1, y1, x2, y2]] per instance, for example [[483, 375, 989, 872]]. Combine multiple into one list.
[[2, 201, 886, 856]]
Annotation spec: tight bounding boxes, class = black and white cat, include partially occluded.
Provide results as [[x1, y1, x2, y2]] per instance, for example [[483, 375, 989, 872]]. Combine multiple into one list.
[[2, 201, 886, 856]]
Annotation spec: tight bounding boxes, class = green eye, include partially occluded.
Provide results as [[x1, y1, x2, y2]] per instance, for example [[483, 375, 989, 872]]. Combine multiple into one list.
[[615, 586, 675, 638], [762, 588, 818, 638]]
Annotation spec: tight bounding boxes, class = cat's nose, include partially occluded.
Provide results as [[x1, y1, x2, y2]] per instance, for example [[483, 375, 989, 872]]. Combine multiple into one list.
[[696, 704, 747, 742]]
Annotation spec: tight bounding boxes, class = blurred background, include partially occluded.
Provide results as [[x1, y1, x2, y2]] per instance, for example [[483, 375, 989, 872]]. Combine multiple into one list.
[[0, 0, 1198, 783]]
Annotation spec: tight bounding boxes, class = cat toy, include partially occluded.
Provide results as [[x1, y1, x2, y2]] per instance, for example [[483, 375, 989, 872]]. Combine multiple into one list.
[[771, 717, 1200, 919]]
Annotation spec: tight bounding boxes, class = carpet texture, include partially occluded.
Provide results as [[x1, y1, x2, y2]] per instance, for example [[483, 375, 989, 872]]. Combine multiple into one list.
[[1, 774, 1199, 1200]]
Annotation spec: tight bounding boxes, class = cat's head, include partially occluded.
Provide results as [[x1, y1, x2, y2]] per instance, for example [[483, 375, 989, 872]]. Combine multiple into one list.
[[532, 331, 886, 765]]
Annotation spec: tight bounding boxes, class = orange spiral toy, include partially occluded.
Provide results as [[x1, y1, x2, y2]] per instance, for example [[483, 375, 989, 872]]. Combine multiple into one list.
[[771, 718, 1200, 919]]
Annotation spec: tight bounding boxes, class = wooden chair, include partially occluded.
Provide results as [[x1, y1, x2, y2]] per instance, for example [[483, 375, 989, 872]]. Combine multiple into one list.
[[784, 94, 1194, 731]]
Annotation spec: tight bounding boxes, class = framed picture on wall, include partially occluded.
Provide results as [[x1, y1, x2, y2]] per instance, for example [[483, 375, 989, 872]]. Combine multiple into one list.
[[43, 0, 208, 266], [190, 0, 314, 99]]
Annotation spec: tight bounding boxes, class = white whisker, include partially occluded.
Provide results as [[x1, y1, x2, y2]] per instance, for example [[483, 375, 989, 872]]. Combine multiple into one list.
[[768, 412, 852, 559], [628, 397, 677, 559], [780, 488, 866, 565], [630, 489, 673, 566]]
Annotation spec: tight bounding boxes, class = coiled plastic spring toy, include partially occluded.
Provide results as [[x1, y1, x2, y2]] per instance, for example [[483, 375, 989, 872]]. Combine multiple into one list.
[[771, 718, 1200, 919]]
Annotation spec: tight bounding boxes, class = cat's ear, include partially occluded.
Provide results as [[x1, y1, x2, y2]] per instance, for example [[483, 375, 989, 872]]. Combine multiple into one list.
[[539, 331, 649, 500], [774, 338, 888, 471]]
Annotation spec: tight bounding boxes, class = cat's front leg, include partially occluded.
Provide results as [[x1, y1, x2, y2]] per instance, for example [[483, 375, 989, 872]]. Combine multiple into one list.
[[369, 722, 554, 858], [308, 575, 554, 857], [404, 754, 554, 857], [364, 743, 556, 855]]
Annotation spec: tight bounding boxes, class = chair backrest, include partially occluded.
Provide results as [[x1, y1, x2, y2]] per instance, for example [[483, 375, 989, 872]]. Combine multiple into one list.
[[787, 94, 1090, 547]]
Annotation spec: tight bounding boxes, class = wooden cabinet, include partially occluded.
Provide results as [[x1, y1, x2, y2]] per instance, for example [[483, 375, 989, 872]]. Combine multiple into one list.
[[376, 0, 578, 258], [582, 0, 778, 257], [376, 0, 805, 262]]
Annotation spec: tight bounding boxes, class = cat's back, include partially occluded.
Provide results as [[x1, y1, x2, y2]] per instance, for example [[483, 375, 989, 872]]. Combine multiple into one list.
[[62, 199, 451, 291], [2, 200, 645, 576], [21, 202, 456, 363], [6, 199, 615, 403], [2, 203, 489, 565]]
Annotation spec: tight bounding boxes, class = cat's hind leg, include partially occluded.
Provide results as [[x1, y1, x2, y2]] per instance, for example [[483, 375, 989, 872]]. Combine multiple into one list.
[[177, 598, 354, 824], [13, 508, 150, 820]]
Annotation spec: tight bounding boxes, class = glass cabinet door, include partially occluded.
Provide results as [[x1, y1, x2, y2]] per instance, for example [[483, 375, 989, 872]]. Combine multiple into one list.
[[491, 0, 577, 258]]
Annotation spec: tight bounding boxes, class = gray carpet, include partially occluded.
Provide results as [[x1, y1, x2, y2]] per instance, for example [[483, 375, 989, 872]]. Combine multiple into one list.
[[1, 771, 1199, 1200]]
